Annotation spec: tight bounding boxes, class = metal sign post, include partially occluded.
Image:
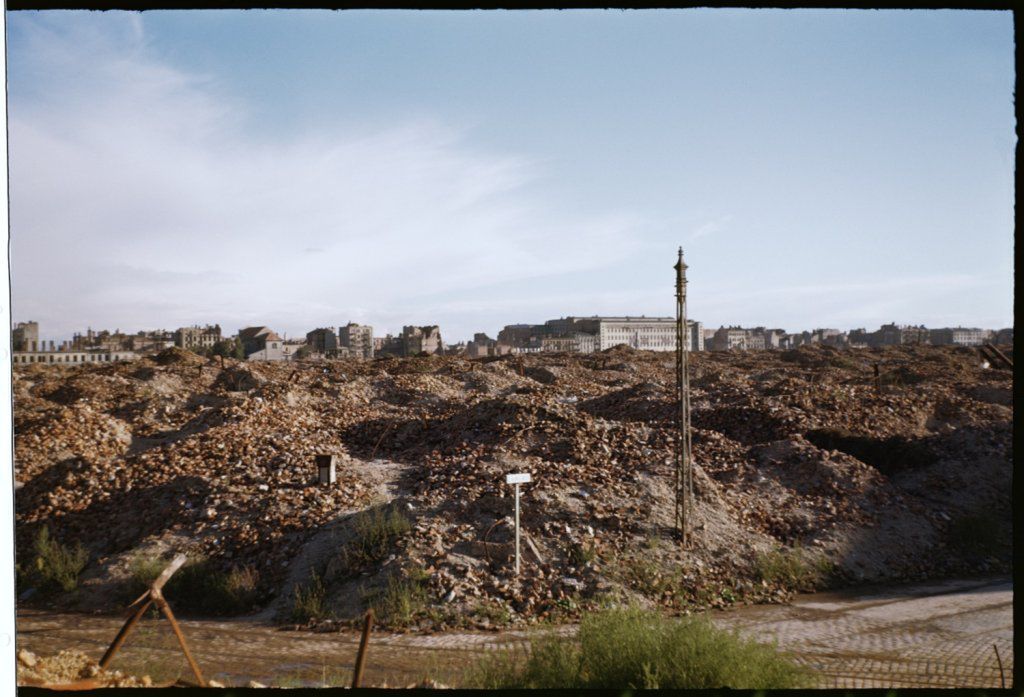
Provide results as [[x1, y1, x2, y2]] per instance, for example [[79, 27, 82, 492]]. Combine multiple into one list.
[[506, 472, 531, 576]]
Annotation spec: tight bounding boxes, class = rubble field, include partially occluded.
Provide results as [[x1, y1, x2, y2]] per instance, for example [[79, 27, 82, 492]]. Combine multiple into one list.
[[13, 343, 1013, 631]]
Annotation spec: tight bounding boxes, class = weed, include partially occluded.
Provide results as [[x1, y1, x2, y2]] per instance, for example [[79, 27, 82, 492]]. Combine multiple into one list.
[[365, 571, 429, 627], [124, 555, 263, 616], [615, 556, 683, 600], [567, 541, 598, 566], [291, 571, 329, 623], [31, 526, 89, 594], [755, 547, 832, 592], [474, 601, 512, 626], [274, 664, 352, 688], [466, 606, 809, 689], [329, 506, 411, 579]]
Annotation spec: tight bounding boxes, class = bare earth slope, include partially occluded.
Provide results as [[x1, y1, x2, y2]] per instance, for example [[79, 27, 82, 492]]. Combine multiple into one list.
[[13, 344, 1012, 629]]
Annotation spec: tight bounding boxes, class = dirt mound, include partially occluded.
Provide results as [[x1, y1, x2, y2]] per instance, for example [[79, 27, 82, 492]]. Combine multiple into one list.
[[215, 365, 267, 391], [153, 346, 204, 366], [578, 382, 673, 424], [12, 345, 1012, 629]]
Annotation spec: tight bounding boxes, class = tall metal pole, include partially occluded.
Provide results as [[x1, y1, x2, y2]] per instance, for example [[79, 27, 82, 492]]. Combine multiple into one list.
[[674, 247, 693, 547]]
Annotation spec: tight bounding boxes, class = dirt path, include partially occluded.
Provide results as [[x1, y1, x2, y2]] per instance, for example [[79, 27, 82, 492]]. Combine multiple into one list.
[[16, 575, 1010, 688]]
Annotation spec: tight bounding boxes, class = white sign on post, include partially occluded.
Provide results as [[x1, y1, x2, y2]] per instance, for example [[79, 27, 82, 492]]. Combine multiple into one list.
[[506, 472, 531, 576]]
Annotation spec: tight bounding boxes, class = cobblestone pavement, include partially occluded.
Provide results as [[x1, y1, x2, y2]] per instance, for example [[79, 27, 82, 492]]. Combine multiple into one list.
[[715, 576, 1013, 688], [16, 576, 1011, 688]]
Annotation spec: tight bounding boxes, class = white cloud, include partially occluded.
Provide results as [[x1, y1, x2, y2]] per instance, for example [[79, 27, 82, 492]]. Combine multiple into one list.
[[688, 213, 733, 242], [8, 14, 645, 341]]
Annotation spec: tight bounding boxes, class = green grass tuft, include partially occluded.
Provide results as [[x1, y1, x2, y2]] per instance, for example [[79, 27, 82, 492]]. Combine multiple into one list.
[[31, 526, 89, 594], [291, 570, 329, 623], [755, 547, 832, 592], [365, 572, 429, 627], [329, 505, 412, 579], [466, 607, 810, 689]]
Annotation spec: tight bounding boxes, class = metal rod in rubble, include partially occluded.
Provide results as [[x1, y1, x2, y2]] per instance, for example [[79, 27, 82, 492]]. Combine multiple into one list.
[[674, 247, 693, 546], [153, 590, 206, 687]]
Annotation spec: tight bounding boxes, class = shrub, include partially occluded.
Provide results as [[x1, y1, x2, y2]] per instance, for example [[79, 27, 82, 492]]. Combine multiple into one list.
[[466, 607, 809, 689], [291, 571, 329, 623], [755, 547, 832, 591], [125, 555, 262, 616], [31, 526, 89, 594]]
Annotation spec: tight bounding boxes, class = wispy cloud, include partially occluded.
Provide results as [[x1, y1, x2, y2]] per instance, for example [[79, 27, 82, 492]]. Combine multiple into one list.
[[8, 14, 645, 340], [688, 214, 734, 242]]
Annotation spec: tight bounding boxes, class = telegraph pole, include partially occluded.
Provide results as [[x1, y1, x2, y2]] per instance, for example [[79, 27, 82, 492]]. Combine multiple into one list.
[[674, 247, 693, 546]]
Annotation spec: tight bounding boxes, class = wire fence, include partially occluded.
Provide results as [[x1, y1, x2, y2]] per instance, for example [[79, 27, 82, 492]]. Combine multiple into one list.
[[796, 640, 1013, 689]]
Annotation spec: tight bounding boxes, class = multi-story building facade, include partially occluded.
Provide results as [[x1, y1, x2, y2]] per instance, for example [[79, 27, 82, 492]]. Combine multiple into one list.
[[131, 330, 175, 353], [763, 328, 788, 349], [12, 349, 137, 366], [877, 323, 929, 346], [339, 322, 374, 359], [559, 316, 702, 352], [12, 321, 40, 352], [711, 326, 749, 351], [929, 327, 990, 347], [497, 324, 538, 348], [174, 324, 222, 351], [401, 326, 443, 356], [466, 333, 514, 358], [306, 328, 338, 355], [500, 316, 702, 353]]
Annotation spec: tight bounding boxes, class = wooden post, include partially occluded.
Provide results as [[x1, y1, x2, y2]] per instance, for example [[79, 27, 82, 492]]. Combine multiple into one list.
[[352, 609, 374, 689]]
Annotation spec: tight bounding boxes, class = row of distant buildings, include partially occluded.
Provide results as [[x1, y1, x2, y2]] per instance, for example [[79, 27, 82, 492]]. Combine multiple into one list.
[[471, 316, 705, 357], [9, 320, 449, 365], [470, 318, 1013, 356], [10, 317, 1013, 367]]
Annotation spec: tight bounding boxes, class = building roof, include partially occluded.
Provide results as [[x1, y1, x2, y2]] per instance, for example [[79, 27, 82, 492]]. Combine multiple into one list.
[[239, 326, 272, 340]]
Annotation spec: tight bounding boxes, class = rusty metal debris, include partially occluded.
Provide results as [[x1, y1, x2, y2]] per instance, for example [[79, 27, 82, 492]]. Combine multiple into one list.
[[352, 608, 374, 688], [99, 553, 206, 687], [979, 343, 1012, 370]]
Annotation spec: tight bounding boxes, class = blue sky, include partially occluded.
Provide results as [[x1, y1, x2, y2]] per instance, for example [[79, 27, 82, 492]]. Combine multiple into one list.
[[5, 9, 1015, 343]]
